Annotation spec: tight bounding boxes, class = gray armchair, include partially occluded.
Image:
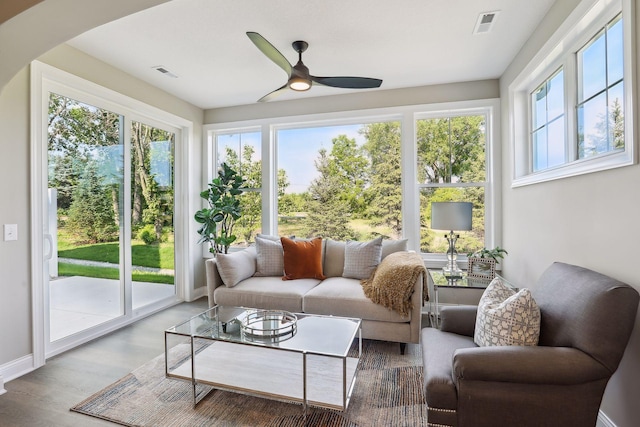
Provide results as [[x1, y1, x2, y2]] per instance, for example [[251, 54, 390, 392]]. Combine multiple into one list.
[[421, 262, 639, 427]]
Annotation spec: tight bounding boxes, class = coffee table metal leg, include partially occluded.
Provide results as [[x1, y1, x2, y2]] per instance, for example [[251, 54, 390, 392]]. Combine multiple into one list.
[[302, 352, 308, 419], [191, 336, 197, 407]]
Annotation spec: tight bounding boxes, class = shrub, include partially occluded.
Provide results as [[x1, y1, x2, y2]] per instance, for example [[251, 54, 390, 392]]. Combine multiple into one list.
[[137, 224, 157, 245]]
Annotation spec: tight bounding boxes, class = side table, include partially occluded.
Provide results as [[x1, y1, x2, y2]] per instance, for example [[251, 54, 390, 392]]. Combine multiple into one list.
[[427, 269, 494, 328]]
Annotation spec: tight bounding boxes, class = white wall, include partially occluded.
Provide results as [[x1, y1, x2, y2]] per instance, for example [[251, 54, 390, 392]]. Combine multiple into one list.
[[500, 1, 640, 426], [0, 43, 204, 373]]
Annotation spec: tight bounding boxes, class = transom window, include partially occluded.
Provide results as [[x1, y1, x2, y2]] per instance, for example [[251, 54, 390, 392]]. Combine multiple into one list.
[[531, 69, 565, 171], [512, 0, 634, 186], [577, 15, 624, 159]]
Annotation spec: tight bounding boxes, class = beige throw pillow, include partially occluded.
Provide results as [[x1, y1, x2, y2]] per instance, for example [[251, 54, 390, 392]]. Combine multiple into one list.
[[474, 277, 541, 347], [342, 236, 383, 280], [216, 247, 256, 287], [381, 238, 408, 259]]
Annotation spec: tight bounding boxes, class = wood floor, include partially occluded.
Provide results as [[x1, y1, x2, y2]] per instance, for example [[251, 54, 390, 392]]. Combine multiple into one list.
[[0, 297, 209, 427]]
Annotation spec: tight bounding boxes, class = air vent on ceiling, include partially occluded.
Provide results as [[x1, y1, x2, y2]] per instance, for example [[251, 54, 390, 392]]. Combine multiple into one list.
[[473, 11, 500, 34], [152, 65, 178, 78]]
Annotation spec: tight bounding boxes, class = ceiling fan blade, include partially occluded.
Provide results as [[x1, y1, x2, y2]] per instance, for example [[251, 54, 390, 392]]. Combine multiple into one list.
[[311, 76, 382, 89], [247, 32, 292, 76], [257, 84, 289, 102]]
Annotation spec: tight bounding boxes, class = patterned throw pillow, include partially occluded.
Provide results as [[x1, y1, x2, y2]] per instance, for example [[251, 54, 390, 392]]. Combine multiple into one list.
[[254, 236, 284, 276], [342, 236, 383, 280], [474, 277, 541, 347]]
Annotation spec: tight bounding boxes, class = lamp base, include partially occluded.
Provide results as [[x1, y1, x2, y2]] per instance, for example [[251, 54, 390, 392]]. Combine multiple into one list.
[[442, 231, 462, 276]]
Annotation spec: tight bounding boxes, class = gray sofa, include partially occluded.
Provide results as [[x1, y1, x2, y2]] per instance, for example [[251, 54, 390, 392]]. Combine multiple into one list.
[[421, 262, 639, 427], [205, 239, 424, 347]]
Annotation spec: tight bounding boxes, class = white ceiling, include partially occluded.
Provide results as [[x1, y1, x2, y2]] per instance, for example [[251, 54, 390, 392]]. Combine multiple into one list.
[[67, 0, 556, 110]]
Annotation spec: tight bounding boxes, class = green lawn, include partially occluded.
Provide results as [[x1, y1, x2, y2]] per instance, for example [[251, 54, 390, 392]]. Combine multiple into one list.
[[58, 240, 174, 269], [58, 263, 174, 285]]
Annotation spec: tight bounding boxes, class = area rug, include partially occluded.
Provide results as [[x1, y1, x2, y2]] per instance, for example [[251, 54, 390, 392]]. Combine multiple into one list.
[[71, 340, 426, 426]]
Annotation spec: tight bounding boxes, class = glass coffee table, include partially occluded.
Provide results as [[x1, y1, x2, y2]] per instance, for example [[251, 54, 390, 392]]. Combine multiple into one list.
[[165, 306, 362, 414]]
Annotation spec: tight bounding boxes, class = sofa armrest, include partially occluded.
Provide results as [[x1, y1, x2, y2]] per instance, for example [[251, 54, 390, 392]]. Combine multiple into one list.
[[453, 345, 611, 385], [205, 257, 224, 308], [440, 305, 477, 337]]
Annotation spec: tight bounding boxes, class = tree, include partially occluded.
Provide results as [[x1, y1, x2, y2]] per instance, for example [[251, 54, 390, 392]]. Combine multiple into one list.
[[416, 116, 486, 253], [224, 145, 289, 244], [303, 149, 356, 240], [131, 121, 175, 241], [66, 160, 118, 243], [326, 135, 368, 215], [48, 93, 121, 211], [416, 116, 485, 183], [361, 122, 403, 238]]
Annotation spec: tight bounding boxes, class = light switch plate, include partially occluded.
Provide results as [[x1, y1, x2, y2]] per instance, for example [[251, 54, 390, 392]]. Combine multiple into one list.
[[4, 224, 18, 241]]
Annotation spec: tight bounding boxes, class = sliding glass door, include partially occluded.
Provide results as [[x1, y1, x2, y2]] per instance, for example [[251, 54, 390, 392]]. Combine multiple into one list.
[[44, 93, 177, 356]]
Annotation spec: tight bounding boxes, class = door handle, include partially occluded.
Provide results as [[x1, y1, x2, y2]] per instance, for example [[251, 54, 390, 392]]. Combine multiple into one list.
[[44, 233, 54, 261]]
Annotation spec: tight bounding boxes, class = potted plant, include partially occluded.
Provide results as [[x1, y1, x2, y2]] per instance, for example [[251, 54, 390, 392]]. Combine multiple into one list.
[[466, 246, 508, 279], [194, 162, 247, 255]]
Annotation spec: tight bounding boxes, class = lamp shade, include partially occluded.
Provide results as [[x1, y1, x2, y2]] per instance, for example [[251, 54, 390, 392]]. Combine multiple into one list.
[[431, 202, 473, 231]]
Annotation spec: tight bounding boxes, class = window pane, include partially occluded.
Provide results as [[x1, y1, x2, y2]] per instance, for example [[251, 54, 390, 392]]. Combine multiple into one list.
[[607, 17, 624, 85], [547, 117, 565, 168], [417, 115, 485, 184], [579, 29, 606, 101], [534, 84, 547, 130], [419, 188, 484, 255], [215, 131, 262, 246], [547, 70, 564, 120], [532, 128, 548, 171], [578, 92, 607, 158], [609, 81, 624, 150], [530, 68, 565, 173], [277, 122, 402, 240]]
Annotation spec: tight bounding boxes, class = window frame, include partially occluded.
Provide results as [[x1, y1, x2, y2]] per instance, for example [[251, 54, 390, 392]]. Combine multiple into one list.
[[203, 99, 501, 267], [510, 0, 636, 187]]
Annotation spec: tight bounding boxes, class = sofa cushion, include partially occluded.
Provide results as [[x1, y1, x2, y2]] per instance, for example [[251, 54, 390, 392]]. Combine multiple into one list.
[[215, 247, 256, 287], [343, 236, 383, 279], [214, 276, 321, 312], [254, 235, 284, 276], [474, 277, 541, 347], [303, 277, 410, 323], [281, 236, 326, 280]]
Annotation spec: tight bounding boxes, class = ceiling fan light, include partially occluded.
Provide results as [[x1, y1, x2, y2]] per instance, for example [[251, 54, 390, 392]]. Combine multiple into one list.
[[289, 77, 311, 91]]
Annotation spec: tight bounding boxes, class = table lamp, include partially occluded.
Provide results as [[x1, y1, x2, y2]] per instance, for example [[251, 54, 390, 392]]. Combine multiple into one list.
[[431, 202, 473, 275]]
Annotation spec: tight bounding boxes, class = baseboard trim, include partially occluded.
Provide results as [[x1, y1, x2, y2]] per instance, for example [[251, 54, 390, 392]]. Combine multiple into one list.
[[0, 354, 35, 386]]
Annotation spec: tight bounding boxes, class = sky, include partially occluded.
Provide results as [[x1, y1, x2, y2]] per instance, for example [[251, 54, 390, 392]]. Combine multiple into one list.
[[218, 123, 366, 194]]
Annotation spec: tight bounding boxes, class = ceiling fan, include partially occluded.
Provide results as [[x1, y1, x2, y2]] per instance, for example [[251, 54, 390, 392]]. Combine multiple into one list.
[[246, 32, 383, 102]]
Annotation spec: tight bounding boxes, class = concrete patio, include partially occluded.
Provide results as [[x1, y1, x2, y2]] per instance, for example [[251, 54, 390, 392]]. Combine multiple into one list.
[[49, 275, 175, 341]]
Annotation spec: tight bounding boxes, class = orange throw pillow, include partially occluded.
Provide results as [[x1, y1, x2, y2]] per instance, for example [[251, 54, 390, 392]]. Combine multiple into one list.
[[281, 237, 326, 280]]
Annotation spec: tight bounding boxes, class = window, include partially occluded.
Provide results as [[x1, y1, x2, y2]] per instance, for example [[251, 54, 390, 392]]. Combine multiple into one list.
[[417, 114, 487, 255], [531, 69, 565, 171], [215, 130, 262, 245], [205, 99, 499, 258], [577, 15, 624, 158], [276, 122, 402, 241], [511, 0, 634, 186]]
